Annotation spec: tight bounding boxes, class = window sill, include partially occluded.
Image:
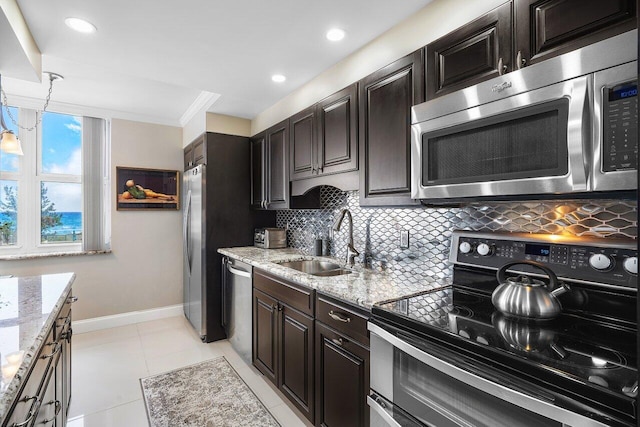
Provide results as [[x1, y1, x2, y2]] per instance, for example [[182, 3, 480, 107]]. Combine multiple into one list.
[[0, 249, 112, 261]]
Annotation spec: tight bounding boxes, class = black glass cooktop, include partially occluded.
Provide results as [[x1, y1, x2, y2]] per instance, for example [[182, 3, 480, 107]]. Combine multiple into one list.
[[372, 270, 638, 423]]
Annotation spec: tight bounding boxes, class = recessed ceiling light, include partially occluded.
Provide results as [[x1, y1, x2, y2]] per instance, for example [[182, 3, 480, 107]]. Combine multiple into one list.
[[272, 74, 286, 83], [326, 28, 345, 42], [65, 17, 97, 33]]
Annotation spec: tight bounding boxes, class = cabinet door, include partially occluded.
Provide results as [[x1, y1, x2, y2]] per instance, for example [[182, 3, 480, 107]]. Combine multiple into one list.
[[359, 50, 424, 206], [279, 304, 314, 422], [290, 106, 317, 181], [184, 144, 194, 171], [253, 289, 278, 385], [250, 134, 266, 209], [317, 84, 358, 176], [266, 119, 290, 209], [426, 1, 512, 99], [315, 322, 369, 427], [192, 136, 206, 166], [515, 0, 637, 68]]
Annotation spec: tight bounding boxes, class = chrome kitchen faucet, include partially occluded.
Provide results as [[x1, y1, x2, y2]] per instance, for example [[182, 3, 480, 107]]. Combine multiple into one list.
[[332, 209, 359, 267]]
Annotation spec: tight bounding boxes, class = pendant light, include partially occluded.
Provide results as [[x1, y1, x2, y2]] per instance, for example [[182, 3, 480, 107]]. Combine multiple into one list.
[[0, 72, 64, 156]]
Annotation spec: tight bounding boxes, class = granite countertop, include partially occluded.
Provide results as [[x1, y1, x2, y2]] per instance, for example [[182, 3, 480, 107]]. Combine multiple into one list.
[[218, 247, 450, 310], [0, 272, 75, 423]]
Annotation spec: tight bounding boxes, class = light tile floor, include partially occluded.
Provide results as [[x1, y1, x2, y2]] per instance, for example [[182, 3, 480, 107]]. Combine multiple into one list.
[[66, 315, 312, 427]]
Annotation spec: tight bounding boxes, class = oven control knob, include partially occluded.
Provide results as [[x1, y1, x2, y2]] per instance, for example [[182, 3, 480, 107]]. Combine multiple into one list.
[[459, 242, 473, 254], [623, 257, 637, 275], [476, 243, 493, 257], [589, 254, 613, 271]]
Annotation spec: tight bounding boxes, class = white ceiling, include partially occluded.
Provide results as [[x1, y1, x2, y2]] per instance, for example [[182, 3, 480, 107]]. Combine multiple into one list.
[[4, 0, 433, 126]]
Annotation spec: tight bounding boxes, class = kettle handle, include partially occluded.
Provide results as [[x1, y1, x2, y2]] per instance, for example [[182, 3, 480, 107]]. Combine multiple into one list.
[[496, 261, 559, 291]]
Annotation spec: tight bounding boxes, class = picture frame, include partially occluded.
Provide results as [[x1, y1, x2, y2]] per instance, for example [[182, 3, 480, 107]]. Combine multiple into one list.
[[116, 167, 180, 210]]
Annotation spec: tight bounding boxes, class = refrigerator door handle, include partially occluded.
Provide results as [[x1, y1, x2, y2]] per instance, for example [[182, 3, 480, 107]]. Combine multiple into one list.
[[221, 257, 228, 327], [183, 189, 192, 271]]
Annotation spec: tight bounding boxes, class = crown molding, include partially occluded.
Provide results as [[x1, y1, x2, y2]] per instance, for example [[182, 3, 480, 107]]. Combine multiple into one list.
[[179, 91, 221, 127]]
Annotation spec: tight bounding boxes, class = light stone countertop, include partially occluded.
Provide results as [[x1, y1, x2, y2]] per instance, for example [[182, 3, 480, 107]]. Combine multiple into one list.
[[218, 247, 450, 311], [0, 273, 75, 424]]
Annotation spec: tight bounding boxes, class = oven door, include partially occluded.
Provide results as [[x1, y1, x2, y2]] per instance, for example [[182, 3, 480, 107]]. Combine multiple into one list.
[[410, 75, 590, 201], [369, 321, 615, 427]]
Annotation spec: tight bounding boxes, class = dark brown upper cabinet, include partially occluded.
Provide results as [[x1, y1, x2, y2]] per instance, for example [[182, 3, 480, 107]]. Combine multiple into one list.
[[290, 84, 358, 184], [251, 121, 290, 210], [184, 134, 206, 170], [359, 50, 424, 206], [426, 0, 637, 100], [426, 1, 512, 100], [514, 0, 637, 68], [250, 133, 266, 209], [290, 106, 317, 181], [316, 84, 358, 176]]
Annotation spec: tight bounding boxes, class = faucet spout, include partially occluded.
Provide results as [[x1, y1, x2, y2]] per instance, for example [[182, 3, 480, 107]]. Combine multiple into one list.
[[332, 209, 358, 266]]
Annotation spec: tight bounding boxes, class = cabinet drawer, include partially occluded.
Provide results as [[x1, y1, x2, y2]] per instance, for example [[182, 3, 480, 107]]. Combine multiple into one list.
[[254, 270, 314, 316], [5, 327, 56, 427], [55, 292, 73, 340], [316, 294, 369, 346]]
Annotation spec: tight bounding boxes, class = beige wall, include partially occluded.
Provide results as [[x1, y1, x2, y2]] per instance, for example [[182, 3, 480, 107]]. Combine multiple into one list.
[[251, 0, 506, 135], [206, 113, 251, 137], [1, 119, 184, 321]]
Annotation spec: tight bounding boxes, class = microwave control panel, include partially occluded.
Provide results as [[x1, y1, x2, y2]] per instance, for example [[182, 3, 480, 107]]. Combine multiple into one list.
[[454, 234, 637, 289], [603, 79, 638, 172]]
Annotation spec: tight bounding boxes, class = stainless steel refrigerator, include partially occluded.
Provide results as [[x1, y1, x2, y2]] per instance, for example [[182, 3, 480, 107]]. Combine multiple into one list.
[[182, 132, 274, 342]]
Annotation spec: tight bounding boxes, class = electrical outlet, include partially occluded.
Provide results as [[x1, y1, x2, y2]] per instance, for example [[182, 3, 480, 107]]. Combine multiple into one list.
[[400, 230, 409, 249]]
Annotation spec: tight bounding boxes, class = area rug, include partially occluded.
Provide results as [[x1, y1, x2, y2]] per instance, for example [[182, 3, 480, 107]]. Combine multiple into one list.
[[140, 356, 280, 427]]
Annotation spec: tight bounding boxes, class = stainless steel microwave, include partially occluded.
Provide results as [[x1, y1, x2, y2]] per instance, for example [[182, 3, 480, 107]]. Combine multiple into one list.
[[411, 30, 638, 201]]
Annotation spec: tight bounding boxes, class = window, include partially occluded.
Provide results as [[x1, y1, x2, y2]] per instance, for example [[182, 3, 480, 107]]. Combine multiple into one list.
[[0, 106, 109, 255]]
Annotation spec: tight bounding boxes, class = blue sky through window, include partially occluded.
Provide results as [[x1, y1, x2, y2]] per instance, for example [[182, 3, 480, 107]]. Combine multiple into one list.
[[42, 112, 82, 175]]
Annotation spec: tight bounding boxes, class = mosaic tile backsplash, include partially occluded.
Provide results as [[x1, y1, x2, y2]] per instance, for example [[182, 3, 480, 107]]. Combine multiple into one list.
[[276, 186, 637, 284]]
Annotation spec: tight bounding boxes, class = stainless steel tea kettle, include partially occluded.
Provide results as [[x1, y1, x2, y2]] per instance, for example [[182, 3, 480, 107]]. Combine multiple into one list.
[[492, 261, 570, 320]]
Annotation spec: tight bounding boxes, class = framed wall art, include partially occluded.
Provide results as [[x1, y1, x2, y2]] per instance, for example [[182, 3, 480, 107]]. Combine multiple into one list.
[[116, 167, 180, 210]]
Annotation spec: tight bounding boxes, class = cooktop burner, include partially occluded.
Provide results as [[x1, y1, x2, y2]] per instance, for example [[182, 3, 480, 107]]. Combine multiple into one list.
[[375, 285, 637, 400]]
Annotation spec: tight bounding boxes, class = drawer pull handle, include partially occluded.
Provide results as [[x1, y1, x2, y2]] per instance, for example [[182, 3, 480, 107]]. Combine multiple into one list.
[[331, 337, 345, 346], [57, 315, 71, 327], [43, 400, 61, 424], [68, 296, 78, 303], [12, 396, 41, 427], [328, 310, 350, 323], [41, 342, 61, 359]]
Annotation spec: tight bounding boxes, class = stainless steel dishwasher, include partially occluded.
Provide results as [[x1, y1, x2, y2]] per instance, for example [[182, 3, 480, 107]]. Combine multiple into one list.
[[222, 257, 253, 365]]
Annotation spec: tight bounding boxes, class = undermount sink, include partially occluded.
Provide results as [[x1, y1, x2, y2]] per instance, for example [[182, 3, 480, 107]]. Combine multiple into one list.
[[277, 260, 352, 277]]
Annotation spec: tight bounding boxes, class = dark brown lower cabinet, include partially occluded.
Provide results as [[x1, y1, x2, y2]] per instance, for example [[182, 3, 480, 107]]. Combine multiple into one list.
[[252, 271, 315, 423], [279, 304, 314, 419], [315, 322, 370, 427], [253, 289, 279, 385]]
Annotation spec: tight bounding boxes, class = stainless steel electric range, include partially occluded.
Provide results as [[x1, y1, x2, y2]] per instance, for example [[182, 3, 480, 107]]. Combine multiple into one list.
[[369, 231, 637, 427]]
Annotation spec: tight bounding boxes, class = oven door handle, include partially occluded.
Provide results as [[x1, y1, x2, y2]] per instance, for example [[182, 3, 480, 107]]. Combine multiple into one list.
[[367, 395, 403, 427], [368, 322, 611, 427]]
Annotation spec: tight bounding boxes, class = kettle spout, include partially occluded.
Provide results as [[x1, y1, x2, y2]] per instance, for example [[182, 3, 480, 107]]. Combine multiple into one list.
[[551, 282, 570, 297]]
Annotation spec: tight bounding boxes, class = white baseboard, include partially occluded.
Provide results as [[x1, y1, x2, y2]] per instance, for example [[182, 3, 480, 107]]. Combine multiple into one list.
[[72, 304, 184, 334]]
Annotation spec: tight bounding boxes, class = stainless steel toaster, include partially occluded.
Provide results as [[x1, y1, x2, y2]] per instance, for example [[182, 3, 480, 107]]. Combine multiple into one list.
[[254, 228, 287, 249]]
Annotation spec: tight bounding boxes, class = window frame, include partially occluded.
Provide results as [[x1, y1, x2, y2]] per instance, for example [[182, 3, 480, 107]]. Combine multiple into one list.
[[0, 107, 83, 254]]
